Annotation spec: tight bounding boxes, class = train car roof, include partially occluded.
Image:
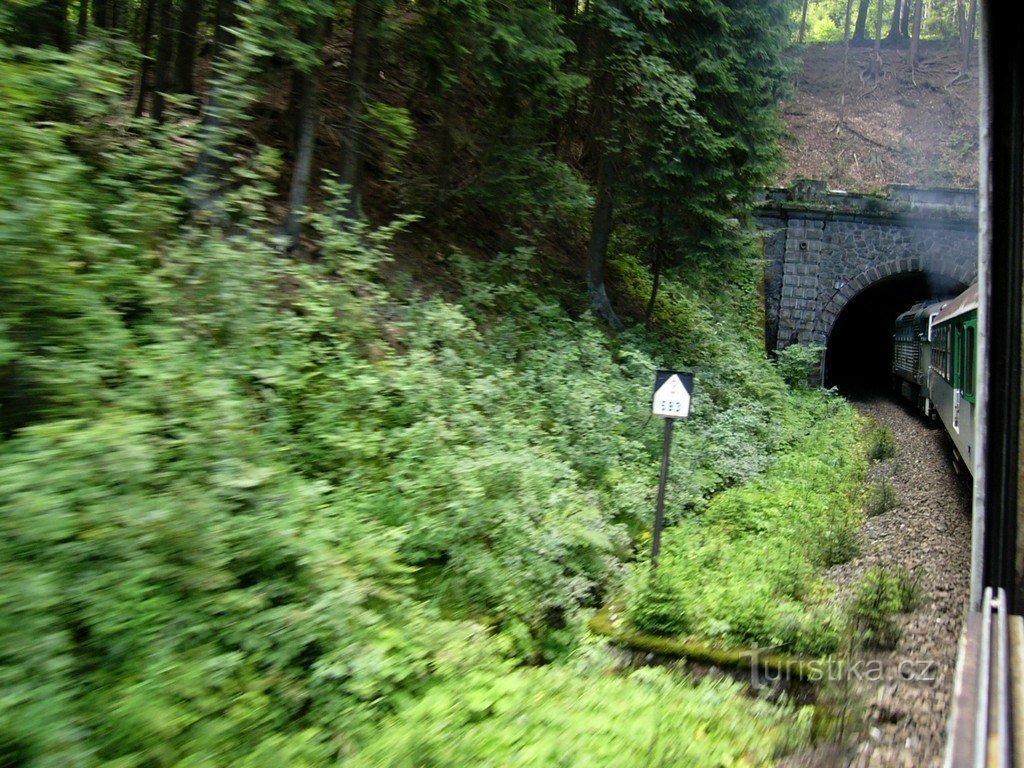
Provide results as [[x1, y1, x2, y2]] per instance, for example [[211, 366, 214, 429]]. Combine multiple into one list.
[[896, 298, 947, 324], [933, 283, 979, 325]]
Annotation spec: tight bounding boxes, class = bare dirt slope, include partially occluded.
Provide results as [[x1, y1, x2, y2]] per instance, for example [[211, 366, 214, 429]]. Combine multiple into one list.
[[774, 42, 979, 192]]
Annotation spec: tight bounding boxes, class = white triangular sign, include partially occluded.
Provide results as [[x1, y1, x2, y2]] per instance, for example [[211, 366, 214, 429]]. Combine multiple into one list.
[[653, 374, 691, 418]]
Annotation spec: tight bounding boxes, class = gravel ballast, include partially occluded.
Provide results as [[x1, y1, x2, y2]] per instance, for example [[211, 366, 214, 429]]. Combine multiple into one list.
[[839, 396, 972, 767]]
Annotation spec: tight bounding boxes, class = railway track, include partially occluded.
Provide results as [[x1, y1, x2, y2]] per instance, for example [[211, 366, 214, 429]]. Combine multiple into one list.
[[840, 397, 972, 768]]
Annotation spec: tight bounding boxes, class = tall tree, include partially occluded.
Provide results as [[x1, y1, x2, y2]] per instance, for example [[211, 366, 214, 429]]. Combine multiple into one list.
[[867, 0, 885, 78], [77, 0, 88, 37], [886, 0, 906, 43], [190, 0, 239, 206], [283, 18, 329, 249], [174, 0, 204, 95], [851, 0, 870, 43], [337, 0, 382, 221], [909, 0, 924, 67], [583, 0, 790, 328], [958, 0, 976, 75], [134, 0, 156, 116], [149, 0, 175, 123], [798, 0, 809, 44], [585, 8, 621, 329]]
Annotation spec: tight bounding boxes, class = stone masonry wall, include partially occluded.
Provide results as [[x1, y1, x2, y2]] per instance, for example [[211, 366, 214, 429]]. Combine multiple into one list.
[[757, 185, 978, 353]]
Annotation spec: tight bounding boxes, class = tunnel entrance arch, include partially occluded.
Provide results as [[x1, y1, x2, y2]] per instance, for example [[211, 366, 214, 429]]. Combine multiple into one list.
[[757, 184, 978, 354], [823, 268, 968, 393]]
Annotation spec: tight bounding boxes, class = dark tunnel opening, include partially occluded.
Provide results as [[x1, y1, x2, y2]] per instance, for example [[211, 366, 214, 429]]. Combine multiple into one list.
[[825, 271, 967, 395]]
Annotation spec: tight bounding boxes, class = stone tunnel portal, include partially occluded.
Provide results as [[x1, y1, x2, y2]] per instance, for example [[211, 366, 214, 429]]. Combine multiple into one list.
[[825, 271, 968, 394]]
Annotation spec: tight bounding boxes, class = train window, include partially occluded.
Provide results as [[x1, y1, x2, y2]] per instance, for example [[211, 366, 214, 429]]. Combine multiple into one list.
[[941, 326, 950, 381], [952, 325, 962, 385], [964, 321, 976, 402], [932, 325, 948, 380]]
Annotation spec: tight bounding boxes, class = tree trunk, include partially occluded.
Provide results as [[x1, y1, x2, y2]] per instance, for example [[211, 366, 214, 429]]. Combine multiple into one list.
[[960, 0, 977, 74], [92, 0, 108, 27], [134, 0, 156, 117], [956, 0, 965, 50], [174, 0, 203, 95], [851, 0, 870, 43], [583, 8, 623, 331], [150, 0, 175, 123], [587, 152, 623, 330], [283, 21, 327, 250], [16, 0, 70, 49], [337, 0, 379, 222], [798, 0, 809, 44], [868, 0, 885, 78], [644, 203, 665, 322], [210, 0, 235, 59], [77, 0, 88, 37], [909, 0, 924, 67], [839, 0, 854, 125], [885, 0, 904, 43], [191, 0, 237, 205]]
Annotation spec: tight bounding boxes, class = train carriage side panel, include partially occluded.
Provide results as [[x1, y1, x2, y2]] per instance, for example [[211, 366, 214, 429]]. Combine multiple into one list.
[[930, 284, 979, 474]]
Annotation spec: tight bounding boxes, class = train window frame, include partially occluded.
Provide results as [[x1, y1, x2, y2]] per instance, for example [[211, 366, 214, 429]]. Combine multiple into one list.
[[950, 323, 958, 391], [932, 324, 949, 382], [964, 319, 977, 403]]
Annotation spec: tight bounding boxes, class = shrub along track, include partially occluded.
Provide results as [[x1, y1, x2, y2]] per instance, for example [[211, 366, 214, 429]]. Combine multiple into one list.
[[823, 396, 971, 768]]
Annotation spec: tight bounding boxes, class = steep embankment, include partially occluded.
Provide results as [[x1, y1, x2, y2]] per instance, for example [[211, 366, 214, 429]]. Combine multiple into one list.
[[775, 42, 978, 192]]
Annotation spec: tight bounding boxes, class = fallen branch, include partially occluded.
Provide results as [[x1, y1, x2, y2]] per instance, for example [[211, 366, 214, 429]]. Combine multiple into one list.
[[840, 121, 893, 150]]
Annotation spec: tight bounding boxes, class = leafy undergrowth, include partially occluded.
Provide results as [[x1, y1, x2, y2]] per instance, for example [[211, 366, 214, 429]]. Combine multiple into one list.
[[628, 393, 867, 657], [349, 666, 812, 768], [0, 44, 838, 765]]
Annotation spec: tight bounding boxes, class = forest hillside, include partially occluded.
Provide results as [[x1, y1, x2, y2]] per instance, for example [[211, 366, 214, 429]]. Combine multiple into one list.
[[0, 0, 977, 765], [776, 39, 978, 191]]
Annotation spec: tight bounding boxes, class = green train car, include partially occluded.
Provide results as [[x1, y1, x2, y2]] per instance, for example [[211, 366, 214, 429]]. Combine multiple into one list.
[[892, 283, 978, 474]]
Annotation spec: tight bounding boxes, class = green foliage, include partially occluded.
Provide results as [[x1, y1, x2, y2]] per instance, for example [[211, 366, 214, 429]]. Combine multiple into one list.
[[348, 665, 813, 767], [591, 0, 792, 280], [628, 394, 866, 655], [0, 45, 635, 761], [399, 0, 589, 224], [0, 0, 832, 759], [776, 343, 825, 389], [849, 567, 921, 649], [363, 101, 415, 169], [867, 423, 897, 461], [865, 477, 897, 516]]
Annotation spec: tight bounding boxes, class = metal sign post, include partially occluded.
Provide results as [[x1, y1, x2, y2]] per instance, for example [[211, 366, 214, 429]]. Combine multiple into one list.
[[650, 370, 693, 571]]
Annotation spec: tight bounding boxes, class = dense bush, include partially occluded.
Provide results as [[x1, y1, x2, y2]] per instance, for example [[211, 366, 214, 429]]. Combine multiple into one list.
[[775, 343, 826, 388], [348, 666, 812, 767], [0, 33, 857, 765], [627, 392, 866, 655], [849, 567, 922, 649]]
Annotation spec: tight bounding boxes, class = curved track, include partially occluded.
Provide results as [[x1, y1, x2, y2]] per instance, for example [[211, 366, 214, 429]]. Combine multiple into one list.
[[838, 397, 972, 767]]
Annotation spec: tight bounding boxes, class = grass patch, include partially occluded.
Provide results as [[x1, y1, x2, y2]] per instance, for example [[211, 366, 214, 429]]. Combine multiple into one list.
[[865, 477, 897, 517], [849, 567, 922, 649], [867, 424, 897, 461]]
